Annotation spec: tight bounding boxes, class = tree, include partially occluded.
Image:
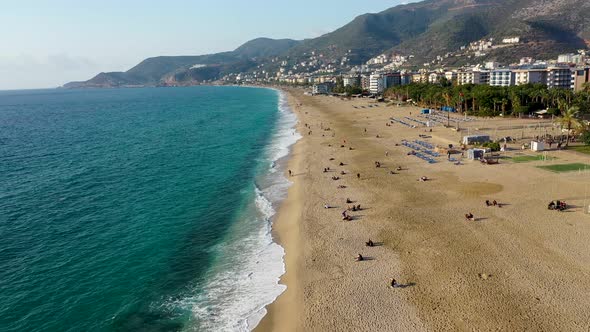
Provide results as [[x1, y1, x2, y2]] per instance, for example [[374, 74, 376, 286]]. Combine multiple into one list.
[[555, 106, 582, 147]]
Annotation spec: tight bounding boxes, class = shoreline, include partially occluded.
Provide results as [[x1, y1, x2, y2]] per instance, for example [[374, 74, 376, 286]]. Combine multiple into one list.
[[254, 88, 306, 331]]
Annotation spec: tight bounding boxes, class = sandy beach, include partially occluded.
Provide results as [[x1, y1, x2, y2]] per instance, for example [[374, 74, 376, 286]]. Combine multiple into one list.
[[256, 88, 590, 332]]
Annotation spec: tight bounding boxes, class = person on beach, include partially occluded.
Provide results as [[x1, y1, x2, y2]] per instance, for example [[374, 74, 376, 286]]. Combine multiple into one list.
[[390, 278, 397, 288], [346, 198, 352, 204], [485, 200, 491, 206], [366, 239, 374, 247], [357, 173, 360, 179], [324, 204, 330, 209], [288, 169, 292, 177], [385, 151, 389, 157], [396, 166, 403, 171], [419, 176, 428, 182], [356, 254, 364, 261], [465, 213, 475, 221]]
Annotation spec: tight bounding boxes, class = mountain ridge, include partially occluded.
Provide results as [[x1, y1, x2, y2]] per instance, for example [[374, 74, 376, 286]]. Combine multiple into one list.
[[64, 0, 590, 88]]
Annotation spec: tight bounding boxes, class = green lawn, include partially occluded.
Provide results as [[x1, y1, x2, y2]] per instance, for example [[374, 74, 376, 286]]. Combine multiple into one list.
[[569, 145, 590, 155], [537, 163, 590, 173], [511, 155, 556, 163]]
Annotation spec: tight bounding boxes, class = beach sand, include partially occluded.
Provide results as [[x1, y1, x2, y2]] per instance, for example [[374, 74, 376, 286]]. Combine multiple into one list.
[[256, 88, 590, 331]]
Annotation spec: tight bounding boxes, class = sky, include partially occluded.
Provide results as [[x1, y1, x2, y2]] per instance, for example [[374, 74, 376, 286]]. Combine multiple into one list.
[[0, 0, 413, 90]]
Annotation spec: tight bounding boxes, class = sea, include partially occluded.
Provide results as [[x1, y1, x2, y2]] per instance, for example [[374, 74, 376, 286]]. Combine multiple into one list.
[[0, 86, 301, 331]]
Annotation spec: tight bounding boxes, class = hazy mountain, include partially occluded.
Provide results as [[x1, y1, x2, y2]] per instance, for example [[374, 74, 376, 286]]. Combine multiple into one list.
[[64, 38, 299, 88]]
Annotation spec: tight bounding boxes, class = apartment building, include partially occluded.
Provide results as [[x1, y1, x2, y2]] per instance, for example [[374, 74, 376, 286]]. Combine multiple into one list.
[[571, 67, 590, 92], [369, 74, 384, 94], [547, 65, 572, 89], [489, 69, 515, 87], [514, 68, 547, 85]]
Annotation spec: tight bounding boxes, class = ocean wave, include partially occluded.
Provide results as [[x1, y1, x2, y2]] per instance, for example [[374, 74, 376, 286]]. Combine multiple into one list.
[[182, 88, 300, 331]]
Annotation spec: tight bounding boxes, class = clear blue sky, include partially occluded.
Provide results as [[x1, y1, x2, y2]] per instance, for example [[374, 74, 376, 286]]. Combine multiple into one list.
[[0, 0, 413, 89]]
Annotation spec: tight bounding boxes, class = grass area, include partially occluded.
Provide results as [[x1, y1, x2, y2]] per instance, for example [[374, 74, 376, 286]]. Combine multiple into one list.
[[569, 145, 590, 155], [511, 155, 556, 163], [537, 163, 590, 173]]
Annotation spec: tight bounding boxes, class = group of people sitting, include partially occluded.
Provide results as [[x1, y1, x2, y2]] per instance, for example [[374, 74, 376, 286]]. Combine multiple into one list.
[[323, 167, 331, 173], [331, 176, 340, 181], [374, 161, 381, 168], [485, 200, 501, 207], [348, 205, 362, 212], [341, 210, 353, 221]]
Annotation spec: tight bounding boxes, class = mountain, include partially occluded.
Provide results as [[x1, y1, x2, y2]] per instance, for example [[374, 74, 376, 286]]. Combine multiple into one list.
[[233, 38, 301, 59], [64, 38, 300, 88], [289, 0, 589, 64], [65, 0, 590, 88]]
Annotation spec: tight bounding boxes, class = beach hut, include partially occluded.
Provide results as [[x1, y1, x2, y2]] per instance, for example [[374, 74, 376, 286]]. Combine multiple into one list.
[[467, 149, 486, 160], [462, 135, 491, 145], [531, 140, 545, 151]]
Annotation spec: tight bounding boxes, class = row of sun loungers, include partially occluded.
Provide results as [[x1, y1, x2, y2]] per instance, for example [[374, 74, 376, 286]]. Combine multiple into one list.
[[401, 140, 438, 163], [414, 139, 434, 149], [404, 117, 428, 126], [390, 118, 416, 128]]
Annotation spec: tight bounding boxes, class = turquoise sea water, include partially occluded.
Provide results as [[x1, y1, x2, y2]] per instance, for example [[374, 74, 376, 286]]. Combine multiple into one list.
[[0, 86, 299, 331]]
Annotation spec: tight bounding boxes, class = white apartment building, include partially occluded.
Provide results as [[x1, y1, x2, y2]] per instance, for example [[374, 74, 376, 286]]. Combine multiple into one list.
[[343, 76, 360, 87], [514, 69, 547, 85], [489, 69, 515, 87], [312, 84, 329, 95], [502, 37, 520, 44], [428, 72, 442, 84], [445, 71, 457, 81], [457, 70, 489, 85], [369, 74, 384, 94]]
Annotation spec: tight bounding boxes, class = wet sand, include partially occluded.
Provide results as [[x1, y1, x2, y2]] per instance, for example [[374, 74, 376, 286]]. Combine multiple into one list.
[[256, 88, 590, 332]]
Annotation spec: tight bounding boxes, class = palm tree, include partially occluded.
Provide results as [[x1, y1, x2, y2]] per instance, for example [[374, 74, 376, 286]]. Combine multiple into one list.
[[500, 98, 509, 115], [555, 106, 582, 147]]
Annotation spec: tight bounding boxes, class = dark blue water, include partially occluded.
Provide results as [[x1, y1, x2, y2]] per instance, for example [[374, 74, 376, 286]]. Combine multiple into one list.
[[0, 86, 292, 331]]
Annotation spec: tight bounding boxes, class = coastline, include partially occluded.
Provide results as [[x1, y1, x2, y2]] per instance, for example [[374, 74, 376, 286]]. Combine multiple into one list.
[[254, 89, 306, 332]]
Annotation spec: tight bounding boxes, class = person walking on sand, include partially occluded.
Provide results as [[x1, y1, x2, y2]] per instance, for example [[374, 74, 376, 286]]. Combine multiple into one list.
[[288, 169, 292, 177], [357, 173, 360, 179]]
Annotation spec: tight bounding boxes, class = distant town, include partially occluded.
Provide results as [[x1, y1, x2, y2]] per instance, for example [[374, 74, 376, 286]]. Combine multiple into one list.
[[220, 36, 590, 96]]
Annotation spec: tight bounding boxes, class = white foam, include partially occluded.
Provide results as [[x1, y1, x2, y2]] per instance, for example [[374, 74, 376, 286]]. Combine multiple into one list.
[[180, 88, 300, 331]]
